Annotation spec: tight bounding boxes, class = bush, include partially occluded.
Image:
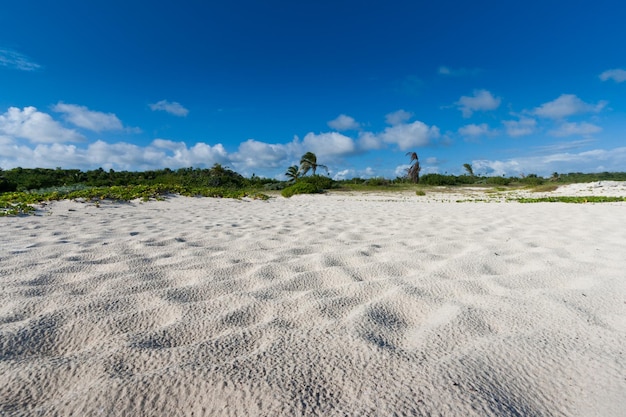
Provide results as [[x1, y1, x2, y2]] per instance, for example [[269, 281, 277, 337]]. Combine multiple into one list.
[[281, 182, 321, 198], [299, 175, 334, 190], [486, 176, 511, 186], [519, 175, 544, 186], [364, 177, 390, 186], [420, 174, 458, 186]]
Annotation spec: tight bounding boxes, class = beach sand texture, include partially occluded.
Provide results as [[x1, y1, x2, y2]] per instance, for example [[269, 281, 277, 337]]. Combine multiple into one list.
[[1, 187, 625, 416]]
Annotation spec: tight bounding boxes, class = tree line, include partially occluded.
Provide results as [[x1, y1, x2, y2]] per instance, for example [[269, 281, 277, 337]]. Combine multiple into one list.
[[2, 153, 626, 195], [0, 165, 278, 193]]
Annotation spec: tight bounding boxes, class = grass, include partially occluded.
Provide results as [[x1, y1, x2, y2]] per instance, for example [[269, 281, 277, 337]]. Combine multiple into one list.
[[517, 196, 626, 203], [528, 184, 560, 193], [3, 182, 625, 216], [0, 184, 270, 216]]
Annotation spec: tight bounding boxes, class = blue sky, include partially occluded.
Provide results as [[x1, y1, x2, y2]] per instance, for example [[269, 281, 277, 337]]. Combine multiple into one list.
[[1, 0, 625, 180]]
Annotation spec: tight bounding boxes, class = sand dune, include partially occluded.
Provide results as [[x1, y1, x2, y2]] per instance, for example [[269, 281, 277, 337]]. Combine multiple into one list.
[[1, 185, 625, 416]]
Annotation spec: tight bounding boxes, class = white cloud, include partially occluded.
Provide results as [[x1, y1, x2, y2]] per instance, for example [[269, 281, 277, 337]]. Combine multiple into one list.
[[549, 122, 602, 137], [532, 94, 606, 119], [53, 103, 125, 132], [381, 121, 440, 150], [149, 100, 189, 117], [230, 139, 294, 170], [394, 164, 410, 177], [0, 135, 230, 171], [357, 131, 383, 150], [0, 106, 84, 143], [458, 123, 492, 137], [599, 68, 626, 83], [327, 114, 360, 131], [301, 132, 356, 157], [385, 109, 413, 125], [0, 48, 41, 71], [455, 89, 501, 118], [503, 118, 537, 137], [333, 169, 353, 180]]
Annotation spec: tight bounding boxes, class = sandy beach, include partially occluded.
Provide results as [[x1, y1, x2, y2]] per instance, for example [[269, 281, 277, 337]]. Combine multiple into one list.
[[1, 183, 625, 416]]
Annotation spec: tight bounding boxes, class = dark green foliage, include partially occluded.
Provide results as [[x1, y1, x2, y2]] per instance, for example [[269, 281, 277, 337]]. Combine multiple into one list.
[[298, 175, 334, 190], [281, 182, 321, 197], [300, 152, 328, 176], [456, 175, 477, 185], [485, 176, 512, 186], [364, 177, 391, 186], [557, 172, 626, 183], [285, 165, 301, 183], [0, 165, 280, 193], [519, 174, 544, 186], [463, 163, 474, 177], [420, 174, 458, 186]]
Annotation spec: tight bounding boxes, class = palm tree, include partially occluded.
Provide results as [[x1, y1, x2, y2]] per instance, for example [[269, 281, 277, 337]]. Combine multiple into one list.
[[463, 163, 474, 177], [406, 152, 421, 183], [300, 152, 328, 176], [285, 165, 301, 183]]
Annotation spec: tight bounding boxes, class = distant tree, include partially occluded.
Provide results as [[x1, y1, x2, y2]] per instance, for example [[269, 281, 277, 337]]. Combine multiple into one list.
[[463, 163, 474, 177], [405, 152, 421, 183], [300, 152, 328, 176], [550, 172, 560, 182], [285, 165, 301, 183]]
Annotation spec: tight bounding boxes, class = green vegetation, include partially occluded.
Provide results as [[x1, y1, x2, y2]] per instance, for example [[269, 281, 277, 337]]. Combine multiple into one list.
[[0, 183, 269, 216], [517, 196, 626, 203], [300, 152, 328, 176], [285, 165, 301, 183], [2, 162, 625, 214], [0, 201, 36, 216], [0, 165, 279, 193], [281, 182, 322, 198]]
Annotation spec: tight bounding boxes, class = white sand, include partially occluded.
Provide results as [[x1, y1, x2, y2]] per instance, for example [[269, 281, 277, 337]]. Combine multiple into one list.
[[1, 184, 625, 416]]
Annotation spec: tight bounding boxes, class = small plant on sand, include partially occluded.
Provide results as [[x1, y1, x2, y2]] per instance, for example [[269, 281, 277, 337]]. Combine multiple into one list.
[[0, 201, 35, 216], [415, 190, 426, 196]]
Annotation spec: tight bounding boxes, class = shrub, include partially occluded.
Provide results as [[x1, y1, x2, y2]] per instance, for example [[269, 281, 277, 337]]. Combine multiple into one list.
[[420, 174, 457, 186], [281, 182, 321, 198], [485, 176, 511, 186], [519, 175, 544, 186], [299, 175, 334, 190], [415, 190, 426, 196], [364, 177, 390, 186]]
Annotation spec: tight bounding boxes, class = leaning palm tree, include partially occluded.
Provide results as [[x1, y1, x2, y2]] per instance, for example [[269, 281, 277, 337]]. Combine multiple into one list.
[[300, 152, 328, 176], [463, 163, 474, 177], [406, 152, 421, 183], [285, 165, 301, 183]]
